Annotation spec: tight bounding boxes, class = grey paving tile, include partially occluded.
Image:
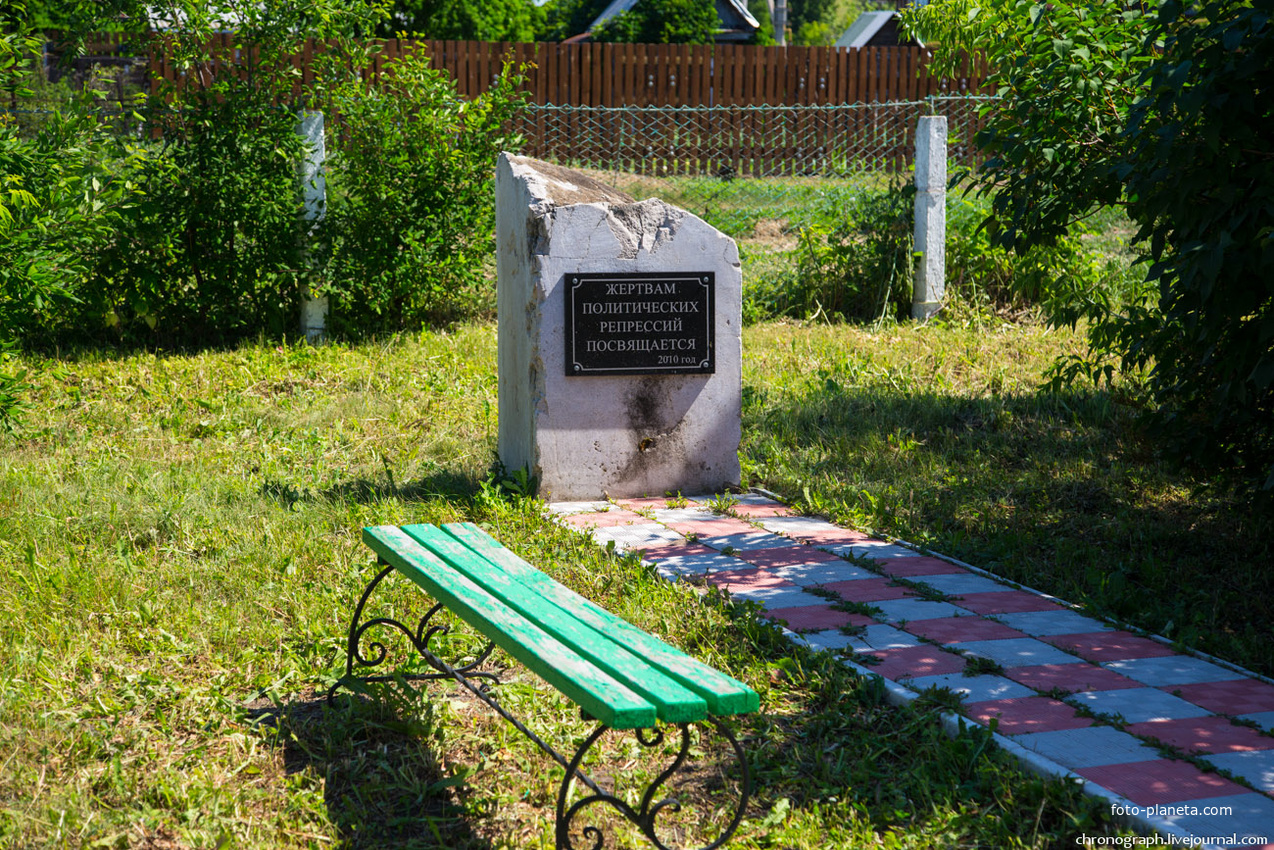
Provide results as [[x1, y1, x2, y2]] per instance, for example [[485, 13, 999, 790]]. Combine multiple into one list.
[[844, 624, 924, 652], [547, 500, 611, 515], [756, 516, 845, 537], [650, 507, 714, 523], [1012, 726, 1162, 769], [1205, 750, 1274, 794], [1068, 688, 1211, 723], [872, 598, 973, 623], [905, 574, 1013, 595], [1240, 711, 1274, 732], [589, 525, 686, 551], [824, 542, 917, 559], [1102, 656, 1248, 687], [700, 532, 792, 551], [994, 610, 1114, 637], [643, 552, 750, 577], [802, 629, 859, 652], [907, 673, 1035, 702], [726, 587, 829, 609], [952, 637, 1082, 668], [719, 492, 788, 507], [768, 562, 879, 586], [1154, 792, 1274, 844]]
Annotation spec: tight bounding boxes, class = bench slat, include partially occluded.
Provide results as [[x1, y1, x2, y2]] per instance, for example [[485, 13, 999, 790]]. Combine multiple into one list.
[[441, 522, 760, 717], [363, 525, 658, 729], [403, 524, 709, 724]]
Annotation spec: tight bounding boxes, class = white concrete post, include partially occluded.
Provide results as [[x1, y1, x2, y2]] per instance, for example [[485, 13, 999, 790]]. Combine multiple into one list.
[[913, 115, 947, 321], [298, 110, 328, 342]]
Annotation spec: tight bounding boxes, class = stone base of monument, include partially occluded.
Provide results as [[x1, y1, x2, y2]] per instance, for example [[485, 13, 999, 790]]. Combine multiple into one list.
[[495, 154, 742, 501]]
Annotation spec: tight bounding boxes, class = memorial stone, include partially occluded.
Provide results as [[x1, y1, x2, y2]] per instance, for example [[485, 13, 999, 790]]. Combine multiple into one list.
[[495, 154, 742, 501]]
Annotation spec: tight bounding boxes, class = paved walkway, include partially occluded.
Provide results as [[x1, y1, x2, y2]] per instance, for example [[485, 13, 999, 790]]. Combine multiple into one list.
[[549, 491, 1274, 850]]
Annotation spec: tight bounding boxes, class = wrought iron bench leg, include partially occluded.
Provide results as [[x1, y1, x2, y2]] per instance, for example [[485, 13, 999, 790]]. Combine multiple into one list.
[[556, 718, 751, 850], [327, 560, 499, 702]]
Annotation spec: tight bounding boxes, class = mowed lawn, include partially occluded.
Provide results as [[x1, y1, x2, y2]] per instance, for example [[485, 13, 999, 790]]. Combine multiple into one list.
[[6, 317, 1259, 847]]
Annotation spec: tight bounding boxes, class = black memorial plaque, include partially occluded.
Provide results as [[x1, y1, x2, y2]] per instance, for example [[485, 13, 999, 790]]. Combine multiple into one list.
[[565, 272, 715, 376]]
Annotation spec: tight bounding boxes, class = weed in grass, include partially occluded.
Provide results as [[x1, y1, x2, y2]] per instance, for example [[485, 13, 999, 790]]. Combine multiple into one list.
[[707, 492, 740, 514], [889, 576, 954, 602], [918, 685, 965, 712], [962, 656, 1007, 677]]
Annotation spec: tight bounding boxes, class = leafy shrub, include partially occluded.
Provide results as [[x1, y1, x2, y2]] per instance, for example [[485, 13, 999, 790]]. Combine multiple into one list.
[[1099, 0, 1274, 485], [944, 195, 1139, 320], [318, 53, 528, 333], [746, 184, 914, 324], [743, 185, 1128, 326], [96, 90, 310, 342]]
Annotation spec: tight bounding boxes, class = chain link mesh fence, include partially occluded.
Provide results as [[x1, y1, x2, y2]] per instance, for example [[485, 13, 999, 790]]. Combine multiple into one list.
[[518, 95, 992, 237]]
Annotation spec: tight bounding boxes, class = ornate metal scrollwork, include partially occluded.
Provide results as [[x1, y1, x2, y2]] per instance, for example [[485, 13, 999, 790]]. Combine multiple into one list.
[[556, 718, 751, 850], [327, 561, 499, 702]]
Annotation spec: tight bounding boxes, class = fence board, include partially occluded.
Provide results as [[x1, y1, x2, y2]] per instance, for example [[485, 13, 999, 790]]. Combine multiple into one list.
[[143, 38, 986, 115]]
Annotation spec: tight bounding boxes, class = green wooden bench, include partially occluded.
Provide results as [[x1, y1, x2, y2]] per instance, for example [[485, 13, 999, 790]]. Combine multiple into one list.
[[329, 521, 759, 850]]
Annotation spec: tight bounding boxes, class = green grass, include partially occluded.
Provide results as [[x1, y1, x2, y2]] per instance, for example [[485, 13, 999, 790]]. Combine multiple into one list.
[[0, 325, 1139, 848]]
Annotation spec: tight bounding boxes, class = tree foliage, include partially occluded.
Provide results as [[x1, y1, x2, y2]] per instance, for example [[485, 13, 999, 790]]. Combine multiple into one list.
[[904, 0, 1274, 487], [319, 54, 528, 332], [592, 0, 720, 44], [382, 0, 543, 41]]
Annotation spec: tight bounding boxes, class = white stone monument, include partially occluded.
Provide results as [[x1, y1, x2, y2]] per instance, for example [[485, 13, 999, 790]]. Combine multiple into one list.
[[495, 154, 742, 501]]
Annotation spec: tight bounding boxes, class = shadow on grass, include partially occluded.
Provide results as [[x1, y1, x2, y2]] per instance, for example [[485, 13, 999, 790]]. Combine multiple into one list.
[[747, 377, 1274, 674], [248, 690, 493, 850], [258, 468, 483, 510]]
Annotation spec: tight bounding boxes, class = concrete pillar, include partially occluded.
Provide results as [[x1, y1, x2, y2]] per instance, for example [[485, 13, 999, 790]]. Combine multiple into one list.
[[913, 115, 947, 321], [298, 110, 328, 342]]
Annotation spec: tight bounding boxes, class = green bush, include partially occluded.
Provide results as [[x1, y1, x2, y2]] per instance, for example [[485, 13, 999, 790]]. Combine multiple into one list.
[[742, 185, 1127, 326], [96, 91, 310, 342], [745, 185, 914, 324], [318, 52, 528, 333]]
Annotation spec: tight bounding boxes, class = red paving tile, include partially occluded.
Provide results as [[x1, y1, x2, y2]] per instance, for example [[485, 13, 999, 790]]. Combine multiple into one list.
[[666, 517, 759, 538], [856, 645, 967, 679], [964, 697, 1095, 734], [563, 510, 648, 528], [739, 546, 842, 569], [1045, 631, 1178, 662], [902, 617, 1027, 644], [1125, 716, 1274, 754], [795, 528, 875, 545], [702, 568, 797, 593], [1005, 663, 1142, 694], [819, 577, 917, 602], [956, 591, 1063, 614], [1076, 759, 1246, 805], [880, 557, 971, 577], [730, 503, 794, 518], [613, 497, 675, 510], [1171, 679, 1274, 716], [766, 605, 875, 632]]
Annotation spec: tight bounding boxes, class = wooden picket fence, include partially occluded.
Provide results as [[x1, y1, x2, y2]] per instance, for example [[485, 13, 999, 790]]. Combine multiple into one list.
[[146, 37, 989, 107]]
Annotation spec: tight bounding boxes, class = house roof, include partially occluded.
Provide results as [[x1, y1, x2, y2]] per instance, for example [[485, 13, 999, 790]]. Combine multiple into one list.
[[588, 0, 761, 40], [835, 11, 899, 48]]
